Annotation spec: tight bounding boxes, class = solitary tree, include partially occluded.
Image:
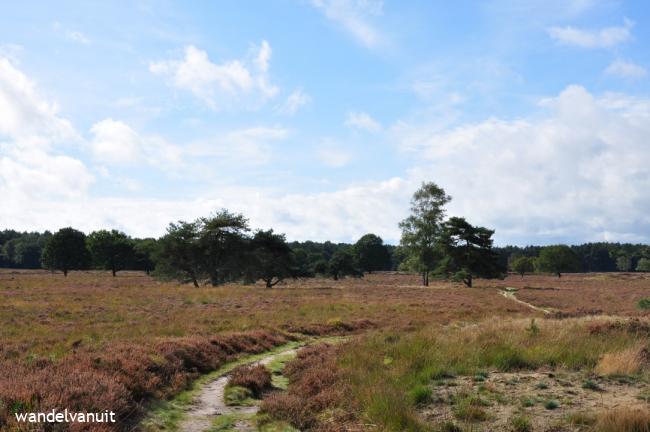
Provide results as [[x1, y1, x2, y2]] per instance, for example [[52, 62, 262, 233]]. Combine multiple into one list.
[[250, 229, 294, 288], [399, 182, 451, 286], [511, 256, 535, 277], [536, 245, 581, 277], [41, 228, 90, 276], [133, 238, 158, 275], [354, 233, 391, 273], [616, 255, 633, 272], [87, 230, 134, 276], [436, 217, 502, 287]]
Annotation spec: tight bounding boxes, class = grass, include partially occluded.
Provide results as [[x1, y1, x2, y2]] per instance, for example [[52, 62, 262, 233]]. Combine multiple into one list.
[[510, 415, 532, 432], [638, 298, 650, 310]]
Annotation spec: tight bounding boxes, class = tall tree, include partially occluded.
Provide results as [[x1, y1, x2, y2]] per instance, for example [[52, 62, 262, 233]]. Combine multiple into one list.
[[41, 228, 90, 276], [133, 238, 158, 275], [436, 217, 502, 287], [636, 258, 650, 272], [399, 182, 451, 286], [354, 233, 391, 273], [536, 245, 582, 278], [250, 229, 294, 288], [87, 230, 135, 277]]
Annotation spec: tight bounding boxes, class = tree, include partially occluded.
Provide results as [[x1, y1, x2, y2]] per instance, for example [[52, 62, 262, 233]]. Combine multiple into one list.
[[199, 210, 250, 286], [328, 249, 362, 280], [41, 228, 90, 276], [536, 245, 581, 277], [436, 217, 502, 287], [155, 221, 204, 287], [616, 255, 633, 272], [511, 256, 535, 277], [249, 230, 295, 288], [399, 182, 451, 286], [354, 233, 391, 273], [636, 258, 650, 272], [133, 238, 158, 275], [87, 230, 135, 277]]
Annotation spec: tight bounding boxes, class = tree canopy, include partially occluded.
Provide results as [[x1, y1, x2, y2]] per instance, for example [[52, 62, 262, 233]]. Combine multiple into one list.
[[354, 233, 391, 273], [42, 228, 90, 276], [536, 245, 582, 277]]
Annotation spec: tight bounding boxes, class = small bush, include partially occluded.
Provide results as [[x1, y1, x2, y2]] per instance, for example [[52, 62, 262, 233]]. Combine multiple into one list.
[[510, 414, 532, 432], [408, 384, 433, 406], [582, 379, 603, 391], [544, 399, 560, 410], [228, 364, 272, 397], [638, 299, 650, 310]]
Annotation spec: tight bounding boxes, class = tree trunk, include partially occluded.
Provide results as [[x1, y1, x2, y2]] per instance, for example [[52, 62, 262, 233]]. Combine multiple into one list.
[[557, 272, 561, 278], [265, 279, 272, 288], [145, 269, 150, 276], [63, 268, 68, 277], [192, 277, 199, 288], [464, 274, 472, 287], [333, 273, 338, 281], [112, 267, 117, 277]]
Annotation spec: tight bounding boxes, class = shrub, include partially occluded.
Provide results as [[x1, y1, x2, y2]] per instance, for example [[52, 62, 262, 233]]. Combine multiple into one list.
[[544, 399, 560, 410], [510, 415, 532, 432], [638, 299, 650, 310], [228, 364, 272, 397]]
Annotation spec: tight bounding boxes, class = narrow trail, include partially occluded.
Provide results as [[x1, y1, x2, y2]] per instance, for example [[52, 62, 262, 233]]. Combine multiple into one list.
[[178, 347, 298, 432], [499, 288, 552, 314]]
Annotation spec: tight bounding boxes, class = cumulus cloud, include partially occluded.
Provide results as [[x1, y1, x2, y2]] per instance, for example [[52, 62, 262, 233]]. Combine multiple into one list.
[[394, 85, 650, 244], [89, 118, 183, 169], [0, 57, 93, 201], [279, 89, 311, 115], [605, 59, 647, 79], [311, 0, 384, 48], [547, 18, 633, 48], [344, 111, 382, 132], [149, 42, 279, 109]]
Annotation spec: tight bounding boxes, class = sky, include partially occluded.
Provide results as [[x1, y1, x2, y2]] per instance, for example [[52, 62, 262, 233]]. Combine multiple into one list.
[[1, 0, 649, 245]]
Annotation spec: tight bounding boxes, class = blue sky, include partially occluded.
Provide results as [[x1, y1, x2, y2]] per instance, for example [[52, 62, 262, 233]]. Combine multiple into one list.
[[1, 1, 649, 245]]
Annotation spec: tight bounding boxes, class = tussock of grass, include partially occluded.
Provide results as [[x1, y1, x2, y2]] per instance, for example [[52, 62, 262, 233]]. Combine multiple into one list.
[[596, 345, 648, 376], [596, 407, 650, 432], [510, 414, 532, 432]]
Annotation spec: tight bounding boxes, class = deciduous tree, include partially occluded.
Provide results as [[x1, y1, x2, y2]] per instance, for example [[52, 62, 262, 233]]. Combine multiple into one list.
[[536, 245, 581, 278], [42, 228, 90, 276]]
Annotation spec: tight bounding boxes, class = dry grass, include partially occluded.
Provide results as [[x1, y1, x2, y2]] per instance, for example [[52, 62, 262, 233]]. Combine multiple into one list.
[[596, 407, 650, 432], [596, 345, 650, 376]]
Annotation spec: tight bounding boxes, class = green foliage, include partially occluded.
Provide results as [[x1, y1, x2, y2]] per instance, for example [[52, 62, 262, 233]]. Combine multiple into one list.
[[544, 399, 560, 410], [512, 256, 535, 277], [436, 217, 502, 287], [536, 245, 582, 277], [637, 298, 650, 310], [636, 258, 650, 272], [399, 182, 451, 286], [408, 384, 432, 406], [616, 255, 633, 272], [327, 248, 362, 280], [249, 230, 294, 288], [41, 227, 90, 276], [87, 229, 135, 276], [354, 233, 391, 273]]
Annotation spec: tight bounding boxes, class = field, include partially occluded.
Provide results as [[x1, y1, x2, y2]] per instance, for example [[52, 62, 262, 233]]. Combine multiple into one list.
[[1, 270, 649, 431]]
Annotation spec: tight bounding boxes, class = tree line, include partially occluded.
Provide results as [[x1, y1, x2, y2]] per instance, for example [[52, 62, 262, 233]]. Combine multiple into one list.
[[2, 181, 650, 285]]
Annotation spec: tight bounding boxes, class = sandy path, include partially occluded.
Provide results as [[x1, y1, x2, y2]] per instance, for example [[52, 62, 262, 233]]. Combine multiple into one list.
[[178, 347, 298, 432], [500, 288, 552, 314]]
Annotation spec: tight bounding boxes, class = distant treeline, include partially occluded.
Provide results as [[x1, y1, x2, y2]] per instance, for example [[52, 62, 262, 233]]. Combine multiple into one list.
[[2, 227, 649, 275]]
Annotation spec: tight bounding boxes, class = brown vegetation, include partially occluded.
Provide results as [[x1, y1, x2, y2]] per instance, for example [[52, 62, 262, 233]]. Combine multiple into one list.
[[228, 364, 272, 396]]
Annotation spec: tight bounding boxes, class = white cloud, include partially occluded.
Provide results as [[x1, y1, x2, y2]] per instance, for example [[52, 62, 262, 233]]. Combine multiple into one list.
[[393, 85, 650, 244], [279, 89, 311, 115], [149, 42, 279, 109], [605, 59, 647, 79], [0, 56, 94, 209], [89, 118, 183, 169], [318, 140, 353, 167], [344, 111, 382, 132], [548, 18, 633, 48], [311, 0, 384, 48]]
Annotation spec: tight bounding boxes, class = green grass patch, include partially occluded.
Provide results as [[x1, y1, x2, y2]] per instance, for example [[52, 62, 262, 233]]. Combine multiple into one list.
[[224, 385, 255, 406], [510, 414, 532, 432], [638, 298, 650, 309]]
